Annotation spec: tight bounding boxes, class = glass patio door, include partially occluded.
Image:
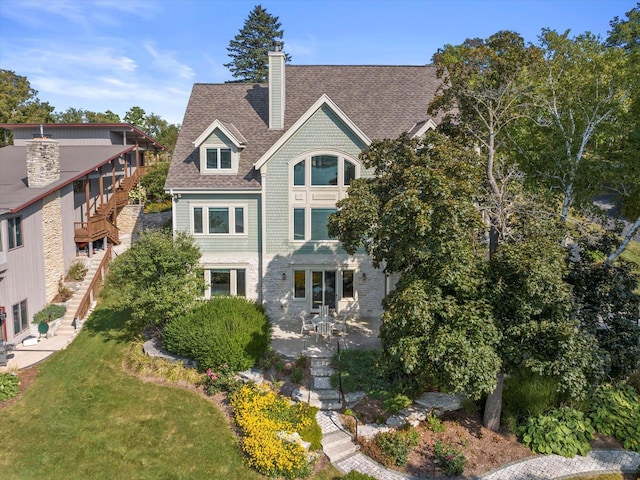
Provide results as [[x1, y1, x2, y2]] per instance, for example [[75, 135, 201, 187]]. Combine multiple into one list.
[[312, 270, 336, 312]]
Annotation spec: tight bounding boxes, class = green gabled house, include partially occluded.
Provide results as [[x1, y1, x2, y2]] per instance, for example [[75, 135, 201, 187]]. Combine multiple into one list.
[[165, 45, 441, 324]]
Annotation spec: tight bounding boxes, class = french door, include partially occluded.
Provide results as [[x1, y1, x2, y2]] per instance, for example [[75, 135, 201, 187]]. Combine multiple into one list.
[[311, 270, 336, 312]]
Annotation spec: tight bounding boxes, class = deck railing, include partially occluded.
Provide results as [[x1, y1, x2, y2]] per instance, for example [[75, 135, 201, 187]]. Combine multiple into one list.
[[74, 245, 113, 323], [74, 165, 147, 245]]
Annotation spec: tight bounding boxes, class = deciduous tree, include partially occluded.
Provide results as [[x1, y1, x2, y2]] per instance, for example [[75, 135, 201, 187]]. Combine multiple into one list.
[[330, 132, 501, 397], [224, 4, 291, 83], [514, 30, 630, 225], [105, 230, 204, 331], [604, 5, 640, 262], [0, 69, 54, 146]]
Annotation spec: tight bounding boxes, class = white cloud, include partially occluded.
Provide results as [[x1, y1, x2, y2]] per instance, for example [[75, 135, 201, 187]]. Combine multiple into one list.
[[144, 42, 195, 80], [285, 36, 317, 59]]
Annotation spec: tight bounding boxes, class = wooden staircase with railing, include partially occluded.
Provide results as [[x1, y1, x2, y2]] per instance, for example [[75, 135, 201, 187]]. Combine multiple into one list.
[[74, 167, 147, 247]]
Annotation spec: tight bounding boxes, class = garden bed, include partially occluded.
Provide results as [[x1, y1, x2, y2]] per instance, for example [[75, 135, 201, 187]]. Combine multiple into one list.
[[348, 397, 629, 478]]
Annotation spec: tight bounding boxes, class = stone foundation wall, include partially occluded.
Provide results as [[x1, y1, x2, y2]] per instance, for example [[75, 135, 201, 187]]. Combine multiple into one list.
[[42, 191, 64, 301], [262, 253, 385, 323], [117, 205, 143, 237]]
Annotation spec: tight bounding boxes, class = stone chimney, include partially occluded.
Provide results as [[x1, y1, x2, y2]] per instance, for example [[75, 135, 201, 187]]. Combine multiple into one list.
[[268, 41, 286, 130], [26, 130, 60, 188]]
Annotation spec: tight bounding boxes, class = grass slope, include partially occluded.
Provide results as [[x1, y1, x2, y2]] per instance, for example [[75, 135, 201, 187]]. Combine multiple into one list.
[[0, 296, 262, 480]]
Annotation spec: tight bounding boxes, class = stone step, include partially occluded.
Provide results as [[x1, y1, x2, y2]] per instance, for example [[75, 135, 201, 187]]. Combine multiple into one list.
[[313, 389, 341, 401], [322, 430, 358, 462], [312, 376, 333, 390], [293, 387, 341, 405], [318, 399, 343, 411], [311, 366, 334, 377], [56, 325, 78, 334], [310, 357, 332, 367]]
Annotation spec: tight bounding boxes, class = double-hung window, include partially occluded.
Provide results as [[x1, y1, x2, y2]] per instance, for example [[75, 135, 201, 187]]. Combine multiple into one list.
[[8, 216, 23, 249], [12, 299, 28, 335], [206, 147, 232, 170], [192, 205, 246, 235]]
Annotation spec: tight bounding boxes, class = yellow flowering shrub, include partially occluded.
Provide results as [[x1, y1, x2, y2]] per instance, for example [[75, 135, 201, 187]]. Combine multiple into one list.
[[230, 383, 316, 479]]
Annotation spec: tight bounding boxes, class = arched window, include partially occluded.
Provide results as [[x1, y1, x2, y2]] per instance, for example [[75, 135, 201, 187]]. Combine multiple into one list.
[[290, 153, 359, 242]]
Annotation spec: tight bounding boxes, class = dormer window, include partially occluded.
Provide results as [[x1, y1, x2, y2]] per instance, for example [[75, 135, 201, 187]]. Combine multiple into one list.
[[193, 120, 246, 175], [206, 147, 232, 170]]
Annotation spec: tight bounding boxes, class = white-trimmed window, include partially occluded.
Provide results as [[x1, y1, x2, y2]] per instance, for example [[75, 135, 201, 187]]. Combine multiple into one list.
[[290, 152, 359, 242], [199, 144, 239, 174], [292, 155, 358, 187], [342, 270, 355, 299], [12, 299, 28, 335], [208, 268, 246, 297], [292, 207, 337, 241], [206, 147, 232, 170], [192, 205, 246, 235], [290, 268, 357, 303]]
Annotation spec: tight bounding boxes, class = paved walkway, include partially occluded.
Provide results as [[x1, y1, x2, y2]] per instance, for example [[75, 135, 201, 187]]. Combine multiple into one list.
[[316, 410, 640, 480]]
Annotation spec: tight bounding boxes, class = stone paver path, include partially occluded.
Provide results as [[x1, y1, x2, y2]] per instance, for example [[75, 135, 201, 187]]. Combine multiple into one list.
[[315, 408, 640, 480], [479, 449, 640, 480]]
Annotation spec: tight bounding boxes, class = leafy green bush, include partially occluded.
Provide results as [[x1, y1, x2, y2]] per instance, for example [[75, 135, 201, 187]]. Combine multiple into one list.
[[66, 259, 88, 281], [104, 230, 203, 330], [382, 393, 412, 414], [0, 373, 20, 401], [202, 363, 241, 394], [627, 368, 640, 395], [128, 184, 147, 204], [162, 297, 271, 372], [290, 366, 304, 384], [140, 162, 171, 203], [374, 428, 419, 467], [502, 369, 563, 430], [518, 406, 594, 457], [426, 413, 445, 433], [33, 303, 67, 324], [433, 440, 467, 476], [587, 383, 640, 452], [144, 201, 172, 214]]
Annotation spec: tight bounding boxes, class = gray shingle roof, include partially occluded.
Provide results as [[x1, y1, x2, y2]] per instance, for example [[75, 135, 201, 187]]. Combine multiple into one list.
[[0, 145, 134, 213], [166, 65, 441, 190]]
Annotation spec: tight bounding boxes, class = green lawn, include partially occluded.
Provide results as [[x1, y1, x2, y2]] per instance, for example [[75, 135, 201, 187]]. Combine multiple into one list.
[[0, 294, 324, 479]]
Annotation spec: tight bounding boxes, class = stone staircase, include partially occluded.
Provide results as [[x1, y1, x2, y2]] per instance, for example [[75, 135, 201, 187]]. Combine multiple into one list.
[[293, 354, 343, 410], [56, 251, 106, 337], [292, 354, 360, 466]]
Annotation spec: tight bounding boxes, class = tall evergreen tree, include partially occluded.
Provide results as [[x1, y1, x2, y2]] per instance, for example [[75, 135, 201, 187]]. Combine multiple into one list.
[[224, 4, 291, 83]]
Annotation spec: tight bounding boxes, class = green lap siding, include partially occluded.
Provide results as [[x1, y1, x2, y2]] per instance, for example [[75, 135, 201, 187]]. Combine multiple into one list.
[[174, 193, 261, 254]]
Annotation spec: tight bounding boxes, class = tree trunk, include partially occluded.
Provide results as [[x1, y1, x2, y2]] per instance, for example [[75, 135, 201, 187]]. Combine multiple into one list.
[[483, 372, 504, 431], [607, 214, 640, 263]]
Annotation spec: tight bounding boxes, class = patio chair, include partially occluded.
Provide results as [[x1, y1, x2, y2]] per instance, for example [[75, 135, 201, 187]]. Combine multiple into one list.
[[300, 311, 315, 336], [316, 319, 332, 343], [331, 314, 348, 336]]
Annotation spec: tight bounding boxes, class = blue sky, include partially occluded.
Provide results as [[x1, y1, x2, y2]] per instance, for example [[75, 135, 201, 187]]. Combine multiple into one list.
[[0, 0, 633, 125]]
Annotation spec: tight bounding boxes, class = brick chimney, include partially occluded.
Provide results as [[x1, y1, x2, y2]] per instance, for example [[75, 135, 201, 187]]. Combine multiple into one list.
[[26, 130, 60, 188], [268, 41, 286, 130]]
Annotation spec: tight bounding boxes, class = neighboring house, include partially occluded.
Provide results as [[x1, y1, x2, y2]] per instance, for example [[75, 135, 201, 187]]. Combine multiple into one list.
[[0, 123, 165, 345], [166, 46, 441, 323]]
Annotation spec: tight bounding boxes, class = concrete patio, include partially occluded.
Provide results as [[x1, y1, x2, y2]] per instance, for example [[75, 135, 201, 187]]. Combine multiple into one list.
[[270, 313, 382, 358]]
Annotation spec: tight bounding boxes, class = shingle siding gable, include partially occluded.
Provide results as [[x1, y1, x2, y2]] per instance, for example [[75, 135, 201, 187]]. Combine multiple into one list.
[[264, 105, 370, 256]]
